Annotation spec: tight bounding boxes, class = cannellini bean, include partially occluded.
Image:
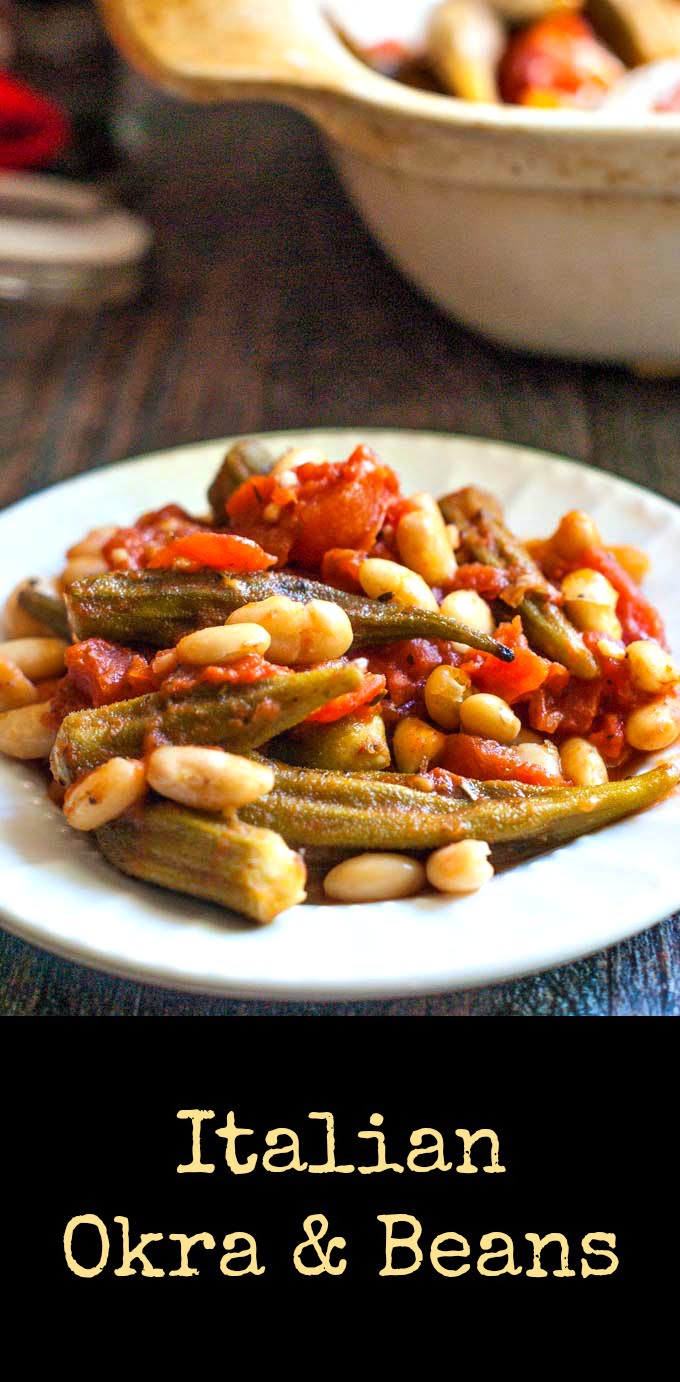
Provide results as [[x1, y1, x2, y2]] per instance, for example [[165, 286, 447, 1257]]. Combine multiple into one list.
[[0, 658, 37, 712], [64, 757, 146, 831], [446, 523, 461, 550], [323, 853, 426, 903], [176, 623, 271, 666], [392, 716, 447, 774], [66, 525, 118, 560], [609, 544, 650, 584], [459, 692, 520, 744], [561, 568, 618, 608], [439, 589, 495, 635], [552, 511, 601, 561], [560, 737, 609, 787], [61, 554, 108, 588], [227, 596, 352, 664], [0, 702, 56, 758], [359, 557, 438, 611], [626, 640, 679, 696], [426, 840, 494, 894], [0, 637, 68, 680], [625, 696, 680, 752], [424, 665, 471, 730], [597, 637, 626, 661], [3, 578, 59, 638], [147, 746, 275, 811], [397, 503, 457, 587], [150, 648, 178, 678], [564, 600, 623, 639], [513, 742, 562, 777], [270, 445, 327, 477]]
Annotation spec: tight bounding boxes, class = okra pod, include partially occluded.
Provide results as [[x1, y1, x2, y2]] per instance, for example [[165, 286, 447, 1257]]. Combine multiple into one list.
[[439, 486, 599, 679], [51, 662, 361, 786], [17, 580, 70, 640], [273, 711, 391, 772], [66, 569, 514, 661], [97, 801, 306, 924], [207, 439, 274, 523], [243, 761, 679, 855]]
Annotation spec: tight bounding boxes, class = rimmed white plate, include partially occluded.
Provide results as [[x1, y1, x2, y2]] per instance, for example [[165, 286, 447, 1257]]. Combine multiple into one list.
[[1, 429, 678, 999]]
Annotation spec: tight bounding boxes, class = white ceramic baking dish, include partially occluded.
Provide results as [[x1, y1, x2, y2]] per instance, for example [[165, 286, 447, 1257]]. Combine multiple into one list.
[[101, 0, 680, 367]]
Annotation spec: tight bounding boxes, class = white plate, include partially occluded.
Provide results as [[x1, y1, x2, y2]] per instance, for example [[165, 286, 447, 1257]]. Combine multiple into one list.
[[1, 430, 679, 999]]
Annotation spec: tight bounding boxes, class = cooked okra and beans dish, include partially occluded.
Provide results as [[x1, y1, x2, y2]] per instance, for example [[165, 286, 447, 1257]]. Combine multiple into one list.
[[0, 439, 678, 924], [329, 1, 680, 112]]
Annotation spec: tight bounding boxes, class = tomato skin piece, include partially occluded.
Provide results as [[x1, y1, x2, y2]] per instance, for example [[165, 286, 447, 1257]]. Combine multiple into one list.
[[499, 13, 623, 108], [441, 733, 565, 787], [103, 505, 204, 571], [55, 639, 156, 715], [306, 673, 387, 725], [589, 711, 626, 766], [320, 547, 366, 594], [461, 617, 565, 705], [226, 447, 400, 571], [147, 531, 276, 572], [451, 564, 511, 599]]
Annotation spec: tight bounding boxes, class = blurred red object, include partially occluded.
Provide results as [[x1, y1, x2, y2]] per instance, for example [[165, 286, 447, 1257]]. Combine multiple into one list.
[[0, 70, 69, 167], [499, 12, 624, 109]]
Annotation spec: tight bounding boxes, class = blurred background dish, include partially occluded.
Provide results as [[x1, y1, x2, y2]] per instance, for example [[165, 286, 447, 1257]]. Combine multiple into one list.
[[100, 0, 680, 367]]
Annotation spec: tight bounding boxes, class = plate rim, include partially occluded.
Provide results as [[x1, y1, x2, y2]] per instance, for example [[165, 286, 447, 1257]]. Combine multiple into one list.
[[1, 427, 678, 1000]]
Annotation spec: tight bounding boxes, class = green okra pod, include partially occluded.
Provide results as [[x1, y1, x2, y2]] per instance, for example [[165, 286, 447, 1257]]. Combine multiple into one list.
[[51, 662, 362, 786], [273, 711, 391, 772], [97, 802, 306, 924], [207, 438, 274, 523], [66, 569, 515, 661], [17, 579, 70, 640], [439, 486, 599, 680], [243, 761, 679, 855]]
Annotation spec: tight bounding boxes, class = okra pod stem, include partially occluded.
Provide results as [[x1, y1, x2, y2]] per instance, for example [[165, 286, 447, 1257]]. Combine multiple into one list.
[[97, 802, 306, 924], [66, 569, 515, 661], [51, 662, 362, 786]]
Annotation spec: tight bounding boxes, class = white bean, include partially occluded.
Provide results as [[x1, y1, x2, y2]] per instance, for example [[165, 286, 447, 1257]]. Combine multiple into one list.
[[426, 840, 493, 894], [559, 737, 608, 787], [61, 555, 108, 588], [64, 758, 147, 831], [0, 702, 57, 758], [564, 600, 622, 639], [513, 742, 562, 777], [147, 746, 275, 811], [66, 525, 118, 559], [396, 503, 457, 587], [176, 623, 271, 666], [392, 716, 447, 773], [227, 596, 352, 665], [459, 693, 520, 744], [552, 511, 601, 561], [625, 697, 680, 752], [439, 589, 495, 635], [626, 640, 679, 696], [0, 637, 68, 680], [561, 568, 618, 608], [0, 658, 37, 712], [424, 665, 470, 730], [359, 558, 438, 611], [323, 853, 426, 903]]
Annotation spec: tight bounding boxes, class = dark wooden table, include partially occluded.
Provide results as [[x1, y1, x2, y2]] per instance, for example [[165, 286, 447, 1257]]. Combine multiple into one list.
[[2, 94, 679, 1016]]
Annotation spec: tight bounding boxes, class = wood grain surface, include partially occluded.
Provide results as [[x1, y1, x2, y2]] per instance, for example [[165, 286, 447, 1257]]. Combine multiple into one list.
[[1, 97, 679, 1016]]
